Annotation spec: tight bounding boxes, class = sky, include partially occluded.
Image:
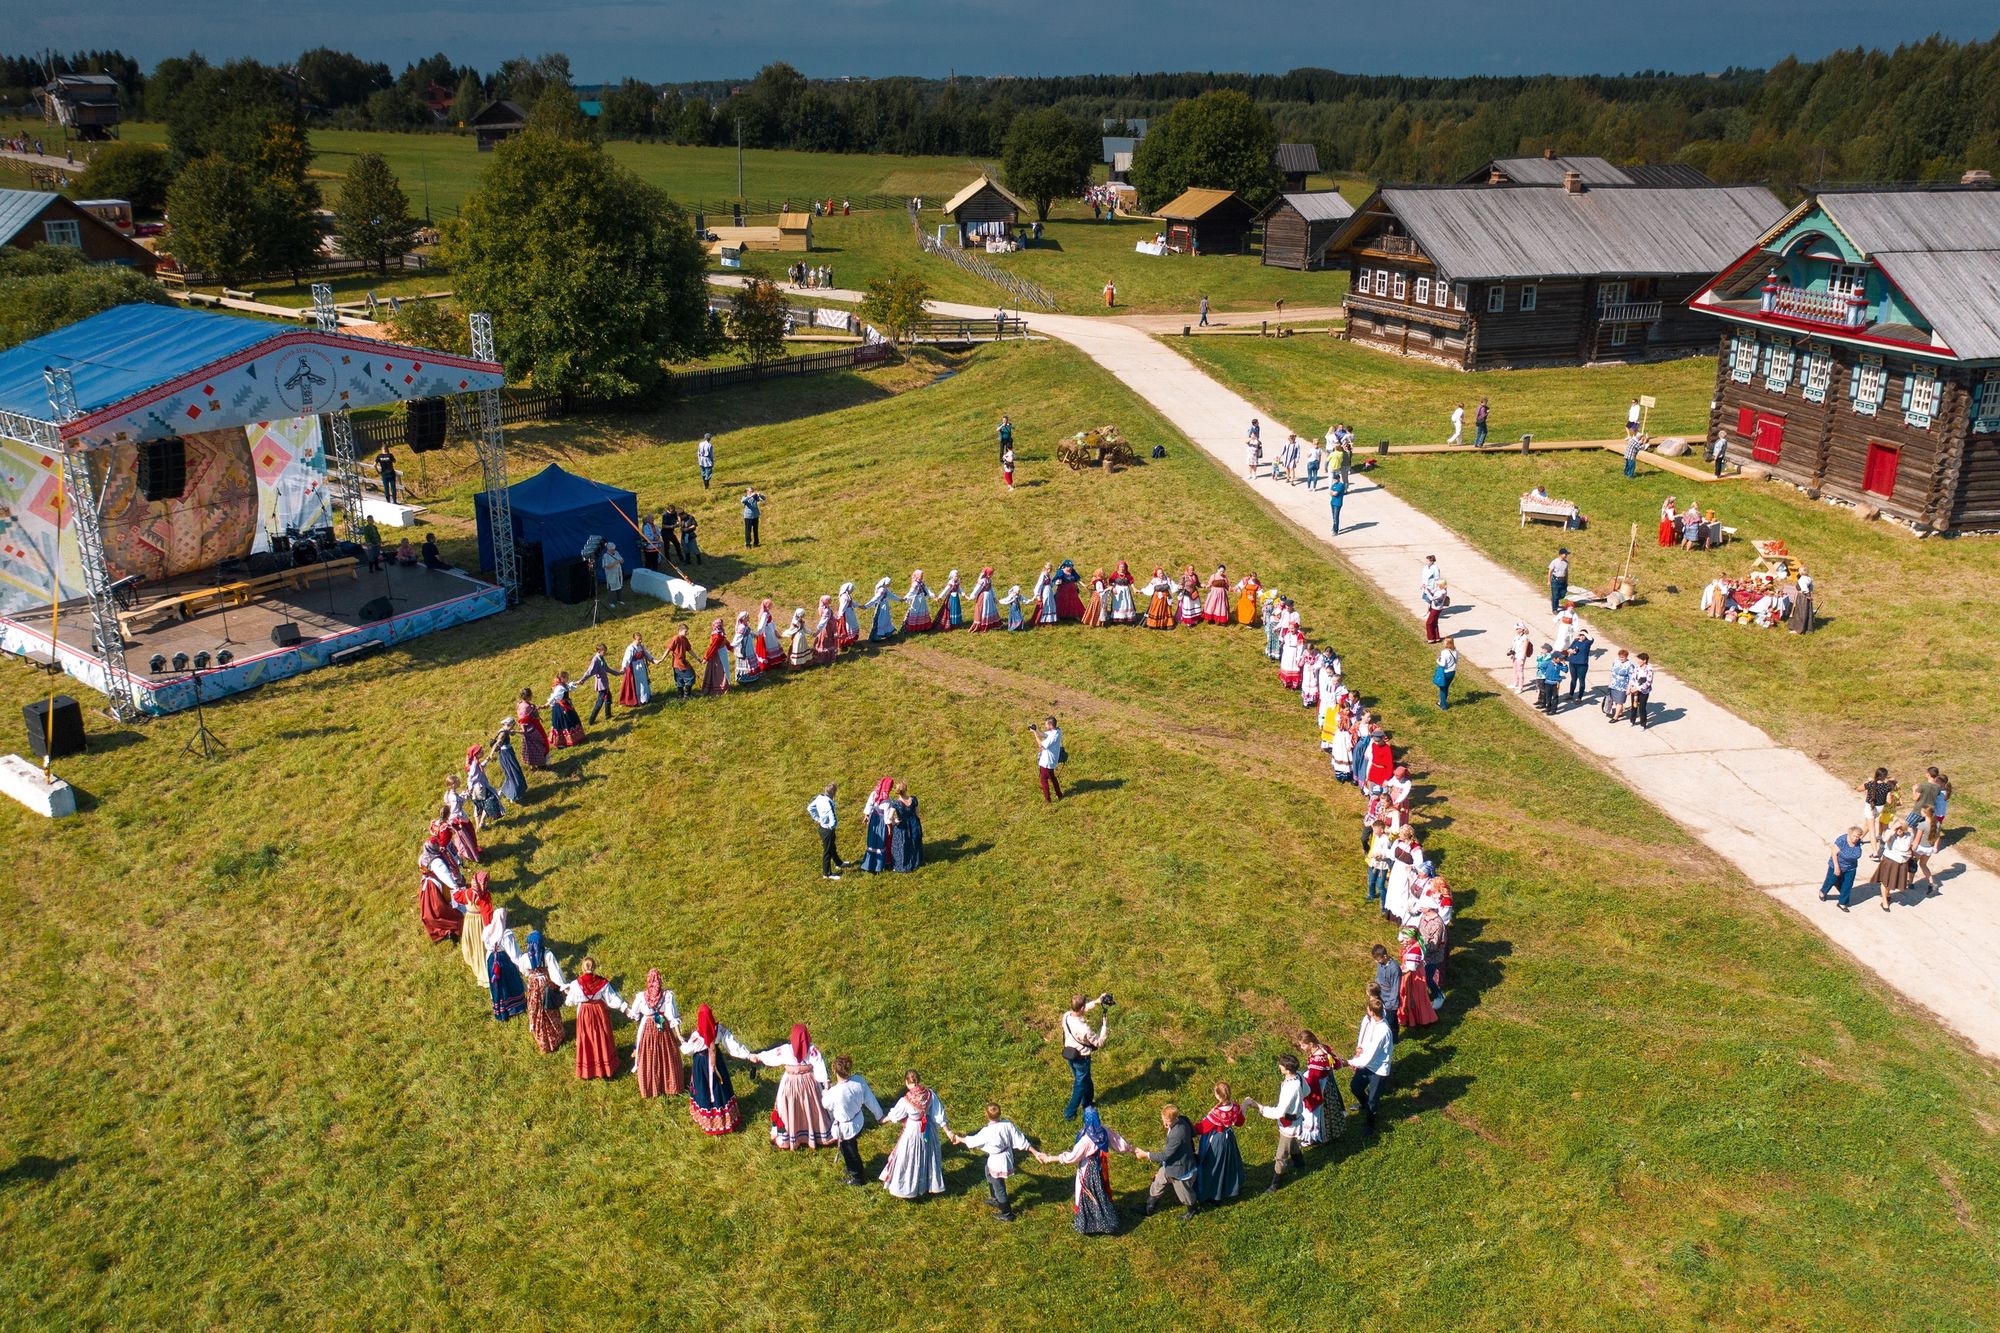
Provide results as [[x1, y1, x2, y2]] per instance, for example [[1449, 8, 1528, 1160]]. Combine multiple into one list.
[[9, 0, 1995, 82]]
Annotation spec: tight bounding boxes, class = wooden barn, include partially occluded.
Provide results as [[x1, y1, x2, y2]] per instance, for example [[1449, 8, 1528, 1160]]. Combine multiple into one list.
[[945, 175, 1028, 246], [1688, 179, 2000, 533], [40, 74, 122, 141], [1323, 178, 1784, 369], [1274, 144, 1321, 192], [775, 212, 814, 251], [1157, 189, 1256, 256], [0, 189, 156, 271], [469, 100, 527, 152], [1260, 191, 1355, 271]]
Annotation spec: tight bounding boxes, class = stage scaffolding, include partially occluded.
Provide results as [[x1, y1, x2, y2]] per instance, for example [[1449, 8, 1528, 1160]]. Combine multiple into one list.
[[311, 285, 368, 543], [469, 312, 519, 604]]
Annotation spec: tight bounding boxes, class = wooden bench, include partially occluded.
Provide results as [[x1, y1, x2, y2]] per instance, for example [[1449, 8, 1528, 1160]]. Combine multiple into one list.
[[118, 558, 359, 637], [1520, 495, 1580, 527]]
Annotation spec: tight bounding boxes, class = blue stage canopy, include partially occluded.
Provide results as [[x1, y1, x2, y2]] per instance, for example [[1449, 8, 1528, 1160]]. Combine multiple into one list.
[[475, 463, 641, 597]]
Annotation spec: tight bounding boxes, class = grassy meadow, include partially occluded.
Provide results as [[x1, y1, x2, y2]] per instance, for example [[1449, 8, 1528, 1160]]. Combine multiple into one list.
[[2, 339, 1997, 1327]]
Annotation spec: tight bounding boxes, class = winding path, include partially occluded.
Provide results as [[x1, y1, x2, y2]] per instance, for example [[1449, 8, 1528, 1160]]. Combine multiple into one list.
[[716, 277, 2000, 1061]]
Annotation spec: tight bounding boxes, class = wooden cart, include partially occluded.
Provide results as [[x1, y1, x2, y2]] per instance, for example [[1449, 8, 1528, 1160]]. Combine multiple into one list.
[[1057, 425, 1136, 471]]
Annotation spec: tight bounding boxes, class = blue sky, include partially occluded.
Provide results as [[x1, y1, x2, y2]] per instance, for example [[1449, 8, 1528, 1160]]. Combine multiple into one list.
[[13, 0, 1996, 81]]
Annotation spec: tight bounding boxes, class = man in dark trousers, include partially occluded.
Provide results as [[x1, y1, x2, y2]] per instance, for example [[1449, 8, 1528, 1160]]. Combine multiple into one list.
[[583, 643, 614, 724], [1565, 626, 1594, 706], [375, 446, 399, 504], [742, 485, 766, 548], [1030, 716, 1063, 803], [807, 782, 844, 879], [1136, 1103, 1200, 1221]]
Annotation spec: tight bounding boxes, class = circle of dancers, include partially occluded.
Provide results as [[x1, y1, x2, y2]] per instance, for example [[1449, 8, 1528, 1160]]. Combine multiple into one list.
[[413, 556, 1456, 1235]]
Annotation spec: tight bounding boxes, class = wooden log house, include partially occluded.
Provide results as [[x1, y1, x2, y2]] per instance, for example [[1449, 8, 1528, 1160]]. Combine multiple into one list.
[[40, 74, 122, 141], [470, 100, 527, 152], [1321, 177, 1784, 369], [1156, 188, 1257, 256], [1274, 144, 1321, 192], [944, 175, 1029, 246], [1688, 179, 2000, 532], [1260, 191, 1355, 271], [0, 189, 157, 271]]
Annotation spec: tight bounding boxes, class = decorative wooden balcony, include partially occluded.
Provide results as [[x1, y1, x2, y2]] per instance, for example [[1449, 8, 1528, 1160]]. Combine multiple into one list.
[[1366, 235, 1420, 258], [1764, 281, 1872, 328], [1597, 300, 1664, 324]]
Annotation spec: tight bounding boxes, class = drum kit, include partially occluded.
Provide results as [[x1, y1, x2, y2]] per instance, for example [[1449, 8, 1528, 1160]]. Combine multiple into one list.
[[270, 523, 339, 568]]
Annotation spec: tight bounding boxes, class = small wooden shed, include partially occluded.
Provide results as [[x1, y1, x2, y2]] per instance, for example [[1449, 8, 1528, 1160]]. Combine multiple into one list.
[[470, 100, 527, 152], [1261, 191, 1355, 270], [945, 175, 1029, 246], [1157, 188, 1257, 256], [1274, 144, 1321, 192], [775, 212, 813, 251]]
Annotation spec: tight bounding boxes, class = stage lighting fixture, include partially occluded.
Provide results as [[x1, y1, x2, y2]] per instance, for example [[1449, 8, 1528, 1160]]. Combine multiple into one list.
[[149, 653, 167, 673], [171, 652, 190, 672], [193, 651, 211, 670], [216, 650, 234, 666]]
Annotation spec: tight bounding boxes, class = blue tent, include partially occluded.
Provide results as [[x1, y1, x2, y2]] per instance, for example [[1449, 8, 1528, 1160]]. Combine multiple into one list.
[[474, 463, 640, 596]]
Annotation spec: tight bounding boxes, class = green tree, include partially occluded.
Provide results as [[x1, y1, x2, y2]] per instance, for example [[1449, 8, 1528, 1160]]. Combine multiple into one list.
[[0, 247, 171, 350], [74, 141, 174, 217], [859, 266, 929, 347], [1002, 108, 1095, 221], [1128, 90, 1281, 211], [602, 78, 657, 139], [248, 124, 324, 283], [165, 59, 303, 170], [385, 297, 469, 356], [294, 47, 390, 111], [443, 131, 710, 400], [727, 277, 788, 364], [493, 52, 572, 105], [335, 152, 420, 275], [448, 71, 484, 126], [365, 86, 432, 131], [163, 155, 261, 282], [526, 84, 593, 141], [143, 51, 208, 122]]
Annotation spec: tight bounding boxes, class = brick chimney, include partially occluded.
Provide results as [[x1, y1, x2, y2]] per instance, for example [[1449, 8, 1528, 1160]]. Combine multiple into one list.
[[1963, 168, 1995, 188], [1543, 147, 1556, 160], [1563, 169, 1584, 194]]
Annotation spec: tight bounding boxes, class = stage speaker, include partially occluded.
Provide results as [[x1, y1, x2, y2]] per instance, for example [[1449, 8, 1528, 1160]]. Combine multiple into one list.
[[406, 398, 448, 454], [516, 542, 545, 596], [137, 437, 187, 502], [23, 695, 85, 760], [245, 551, 283, 576], [358, 597, 393, 622], [271, 622, 303, 648], [547, 556, 592, 604]]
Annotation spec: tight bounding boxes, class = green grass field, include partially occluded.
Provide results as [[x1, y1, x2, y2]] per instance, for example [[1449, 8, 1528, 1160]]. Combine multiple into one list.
[[3, 340, 1997, 1328]]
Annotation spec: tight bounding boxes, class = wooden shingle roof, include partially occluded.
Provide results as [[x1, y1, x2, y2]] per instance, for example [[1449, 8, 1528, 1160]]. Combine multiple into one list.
[[943, 175, 1028, 216], [1159, 188, 1248, 220]]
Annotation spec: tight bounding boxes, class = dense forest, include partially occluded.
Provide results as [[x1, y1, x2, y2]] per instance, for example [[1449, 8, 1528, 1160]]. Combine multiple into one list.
[[6, 33, 1999, 186]]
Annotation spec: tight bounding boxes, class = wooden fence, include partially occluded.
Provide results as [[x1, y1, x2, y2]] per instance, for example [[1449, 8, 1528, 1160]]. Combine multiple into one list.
[[906, 202, 1058, 310]]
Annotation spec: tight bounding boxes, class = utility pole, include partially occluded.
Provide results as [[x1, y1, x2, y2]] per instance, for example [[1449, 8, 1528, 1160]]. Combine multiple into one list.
[[736, 116, 743, 199]]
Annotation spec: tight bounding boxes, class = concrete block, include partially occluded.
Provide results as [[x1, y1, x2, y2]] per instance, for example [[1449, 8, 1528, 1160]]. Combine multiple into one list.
[[631, 568, 672, 603], [1738, 463, 1771, 481], [0, 753, 77, 818], [667, 577, 709, 611]]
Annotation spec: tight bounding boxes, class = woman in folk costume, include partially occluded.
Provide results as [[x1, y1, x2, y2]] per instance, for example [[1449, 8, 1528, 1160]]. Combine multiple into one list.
[[1658, 496, 1678, 547], [1202, 565, 1232, 624], [1364, 730, 1397, 792], [546, 672, 585, 748], [969, 567, 1002, 631], [464, 745, 503, 829], [1195, 1082, 1246, 1203], [756, 598, 785, 671], [559, 956, 627, 1081], [521, 929, 567, 1054], [1000, 584, 1028, 631], [617, 632, 653, 707], [901, 569, 934, 632], [811, 594, 841, 664], [492, 720, 529, 804], [1297, 1030, 1343, 1144], [680, 1003, 753, 1133], [1278, 615, 1306, 689], [863, 576, 903, 640], [732, 612, 762, 685], [1397, 927, 1438, 1028], [835, 582, 862, 648], [1138, 567, 1177, 629], [627, 969, 687, 1098], [452, 869, 494, 986], [785, 607, 815, 669], [1053, 559, 1086, 620], [1417, 891, 1449, 1002], [1107, 560, 1139, 624], [441, 782, 482, 865], [416, 823, 462, 943], [1080, 568, 1108, 627], [1299, 645, 1322, 711], [890, 782, 924, 871], [1175, 568, 1203, 627], [700, 617, 731, 695], [859, 776, 895, 873], [746, 1024, 837, 1149], [880, 1070, 950, 1199], [1262, 592, 1283, 658], [1055, 1106, 1130, 1235], [485, 907, 527, 1023], [1032, 563, 1059, 625], [1232, 571, 1262, 626], [936, 569, 965, 630]]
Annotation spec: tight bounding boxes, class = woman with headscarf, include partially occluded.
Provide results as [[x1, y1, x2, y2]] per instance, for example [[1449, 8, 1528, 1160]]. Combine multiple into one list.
[[936, 569, 965, 631], [1054, 1106, 1130, 1235], [862, 576, 903, 641], [1203, 565, 1232, 624], [1195, 1083, 1245, 1204], [546, 672, 585, 748], [1233, 571, 1262, 626], [1397, 927, 1438, 1028], [514, 688, 551, 770], [1176, 564, 1201, 623], [1032, 563, 1059, 626], [1000, 583, 1028, 631], [969, 567, 1001, 631], [618, 632, 653, 707], [731, 612, 762, 685], [1107, 561, 1138, 625], [416, 823, 462, 943], [901, 569, 933, 632], [1299, 644, 1322, 711], [777, 607, 810, 669], [890, 781, 923, 872], [1297, 1030, 1342, 1145], [700, 618, 731, 695], [1278, 612, 1306, 688], [627, 969, 686, 1097], [835, 582, 861, 648], [756, 598, 784, 671], [746, 1024, 837, 1149], [452, 868, 494, 985], [521, 929, 567, 1054], [880, 1069, 949, 1199], [859, 776, 895, 873], [664, 624, 697, 700], [491, 719, 528, 804], [1139, 567, 1176, 630], [679, 1003, 753, 1133], [1658, 496, 1678, 547], [810, 595, 841, 664], [1054, 559, 1086, 620], [558, 956, 627, 1081], [1261, 591, 1283, 657], [1081, 568, 1107, 627], [485, 907, 527, 1023]]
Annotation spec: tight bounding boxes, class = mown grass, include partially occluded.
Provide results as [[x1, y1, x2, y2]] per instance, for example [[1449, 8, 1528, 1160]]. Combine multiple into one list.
[[3, 341, 1997, 1329]]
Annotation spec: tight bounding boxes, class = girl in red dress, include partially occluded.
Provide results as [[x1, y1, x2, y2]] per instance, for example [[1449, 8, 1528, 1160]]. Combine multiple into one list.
[[1658, 497, 1678, 547], [562, 957, 624, 1080], [701, 618, 731, 695], [1397, 928, 1438, 1028]]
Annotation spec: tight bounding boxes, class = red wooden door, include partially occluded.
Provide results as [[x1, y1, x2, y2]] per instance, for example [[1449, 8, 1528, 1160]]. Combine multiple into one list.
[[1751, 413, 1785, 464], [1736, 405, 1757, 437], [1862, 441, 1901, 497]]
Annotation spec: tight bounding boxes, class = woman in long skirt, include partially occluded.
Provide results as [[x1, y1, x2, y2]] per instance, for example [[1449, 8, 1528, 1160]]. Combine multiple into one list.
[[492, 721, 529, 804], [1233, 572, 1262, 626], [1139, 567, 1176, 630], [835, 582, 861, 648], [863, 576, 903, 641], [522, 929, 567, 1054], [969, 567, 1001, 631], [1195, 1084, 1245, 1203], [1658, 497, 1678, 547], [680, 1003, 751, 1133], [417, 834, 461, 943], [1298, 1030, 1342, 1144], [936, 569, 965, 631], [1107, 560, 1138, 624], [810, 595, 840, 664], [1032, 563, 1059, 625], [1054, 559, 1087, 620], [890, 783, 923, 872], [514, 689, 551, 769], [859, 776, 893, 873], [1055, 1107, 1130, 1235], [1203, 565, 1232, 624], [1177, 564, 1202, 625], [732, 612, 762, 685], [785, 607, 815, 669], [453, 868, 493, 985], [560, 957, 624, 1081], [746, 1023, 837, 1149], [465, 744, 504, 828], [1873, 821, 1916, 911], [902, 569, 934, 632], [757, 598, 785, 671], [1397, 928, 1438, 1028], [485, 908, 527, 1022], [627, 968, 687, 1097], [618, 633, 653, 706], [700, 618, 731, 695], [1001, 584, 1028, 631], [546, 673, 585, 748], [1081, 568, 1107, 627], [880, 1070, 949, 1198]]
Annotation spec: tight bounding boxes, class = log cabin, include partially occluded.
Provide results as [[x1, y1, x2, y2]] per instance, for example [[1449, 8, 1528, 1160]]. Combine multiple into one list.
[[1688, 178, 2000, 533], [1322, 177, 1785, 370], [944, 175, 1028, 246], [1260, 191, 1355, 271], [1275, 144, 1321, 193], [40, 74, 122, 141], [470, 100, 527, 152], [1157, 188, 1257, 256], [0, 189, 156, 271]]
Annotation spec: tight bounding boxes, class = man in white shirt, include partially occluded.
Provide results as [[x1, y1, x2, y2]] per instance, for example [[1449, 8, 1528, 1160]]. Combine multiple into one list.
[[1447, 402, 1465, 444], [950, 1103, 1046, 1221], [806, 782, 844, 879], [1246, 1055, 1308, 1193], [1060, 993, 1108, 1120], [821, 1054, 885, 1185], [696, 432, 715, 489], [1350, 995, 1395, 1136], [1030, 715, 1064, 803]]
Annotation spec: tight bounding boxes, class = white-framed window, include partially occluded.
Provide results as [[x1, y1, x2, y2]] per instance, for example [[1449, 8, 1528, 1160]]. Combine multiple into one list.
[[1452, 282, 1467, 310], [1392, 272, 1407, 300], [41, 219, 81, 248], [1414, 276, 1430, 305], [1763, 336, 1794, 393], [1975, 373, 2000, 434], [1609, 325, 1629, 348], [1355, 266, 1370, 294], [1729, 331, 1757, 384], [1599, 280, 1628, 309], [1486, 286, 1505, 313], [1520, 284, 1538, 312], [1800, 345, 1834, 403], [1373, 269, 1389, 297], [1826, 261, 1867, 299], [1849, 354, 1886, 417], [1902, 366, 1941, 429]]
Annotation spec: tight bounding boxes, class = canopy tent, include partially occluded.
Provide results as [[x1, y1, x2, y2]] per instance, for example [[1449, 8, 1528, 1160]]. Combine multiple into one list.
[[475, 464, 640, 596]]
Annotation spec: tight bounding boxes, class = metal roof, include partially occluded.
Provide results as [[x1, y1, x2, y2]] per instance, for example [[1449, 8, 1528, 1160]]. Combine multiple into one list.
[[1481, 156, 1633, 186], [1624, 162, 1715, 187], [1820, 190, 2000, 257], [1278, 191, 1355, 223], [943, 174, 1027, 216], [0, 305, 278, 421], [1873, 250, 2000, 360], [1358, 184, 1787, 281], [0, 189, 60, 247], [1275, 143, 1321, 175], [1159, 187, 1249, 220]]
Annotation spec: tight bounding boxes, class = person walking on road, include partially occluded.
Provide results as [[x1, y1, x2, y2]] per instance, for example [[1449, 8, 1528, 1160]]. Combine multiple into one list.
[[1473, 396, 1489, 448], [1820, 825, 1867, 912], [1547, 547, 1570, 613], [807, 783, 845, 879], [1030, 715, 1065, 804], [1198, 294, 1210, 327], [1327, 473, 1348, 535], [742, 485, 766, 548]]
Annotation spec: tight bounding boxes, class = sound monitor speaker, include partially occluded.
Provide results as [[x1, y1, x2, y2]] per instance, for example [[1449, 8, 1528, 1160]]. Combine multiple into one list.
[[406, 398, 448, 453], [358, 597, 393, 621], [547, 556, 592, 604], [23, 695, 85, 760], [271, 622, 303, 647], [137, 437, 188, 501], [515, 542, 545, 596]]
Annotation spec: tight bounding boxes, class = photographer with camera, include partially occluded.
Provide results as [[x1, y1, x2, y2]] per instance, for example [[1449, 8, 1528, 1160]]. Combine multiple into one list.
[[1060, 992, 1112, 1121]]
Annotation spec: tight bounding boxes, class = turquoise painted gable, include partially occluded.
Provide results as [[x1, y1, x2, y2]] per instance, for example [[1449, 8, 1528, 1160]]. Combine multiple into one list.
[[1762, 204, 1930, 333]]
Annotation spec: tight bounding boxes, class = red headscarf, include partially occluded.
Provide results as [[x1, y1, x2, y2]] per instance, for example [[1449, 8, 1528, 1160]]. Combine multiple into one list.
[[577, 970, 609, 999], [695, 1002, 719, 1048], [789, 1022, 812, 1063]]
